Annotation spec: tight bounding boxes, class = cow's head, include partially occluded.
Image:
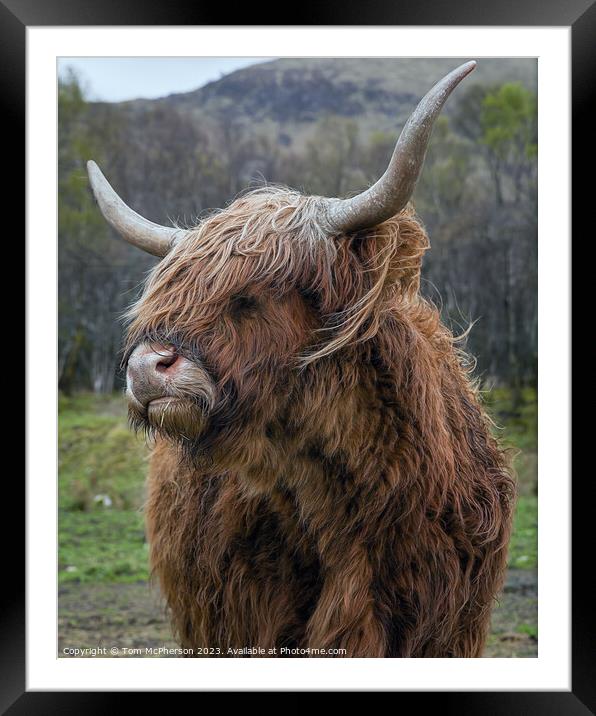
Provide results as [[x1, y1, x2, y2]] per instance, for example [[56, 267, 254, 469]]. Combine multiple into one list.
[[88, 62, 475, 458]]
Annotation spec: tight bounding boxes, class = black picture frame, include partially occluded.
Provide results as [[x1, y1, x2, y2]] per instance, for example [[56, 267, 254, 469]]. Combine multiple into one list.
[[11, 0, 589, 708]]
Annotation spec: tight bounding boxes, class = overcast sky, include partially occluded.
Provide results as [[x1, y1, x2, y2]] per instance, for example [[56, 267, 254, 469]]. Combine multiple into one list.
[[58, 58, 273, 102]]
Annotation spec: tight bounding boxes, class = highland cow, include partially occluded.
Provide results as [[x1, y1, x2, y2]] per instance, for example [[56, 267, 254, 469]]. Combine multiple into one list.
[[88, 61, 515, 657]]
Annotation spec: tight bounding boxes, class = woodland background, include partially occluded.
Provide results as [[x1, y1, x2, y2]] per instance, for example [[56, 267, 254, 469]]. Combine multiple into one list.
[[58, 58, 538, 657]]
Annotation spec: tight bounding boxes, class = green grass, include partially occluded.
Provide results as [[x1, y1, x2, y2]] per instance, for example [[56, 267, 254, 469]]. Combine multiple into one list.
[[58, 393, 150, 584], [508, 495, 537, 569], [59, 510, 149, 583], [481, 386, 537, 570], [59, 393, 147, 513], [482, 386, 537, 495], [517, 622, 538, 640], [59, 386, 538, 584]]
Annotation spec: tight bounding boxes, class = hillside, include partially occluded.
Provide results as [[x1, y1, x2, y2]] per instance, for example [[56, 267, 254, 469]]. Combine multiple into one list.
[[125, 57, 537, 149]]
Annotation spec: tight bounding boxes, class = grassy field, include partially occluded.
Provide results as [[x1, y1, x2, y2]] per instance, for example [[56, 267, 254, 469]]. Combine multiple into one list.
[[58, 387, 537, 656]]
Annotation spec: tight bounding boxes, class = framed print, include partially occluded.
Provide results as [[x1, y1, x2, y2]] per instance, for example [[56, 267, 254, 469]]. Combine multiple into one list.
[[10, 0, 591, 708]]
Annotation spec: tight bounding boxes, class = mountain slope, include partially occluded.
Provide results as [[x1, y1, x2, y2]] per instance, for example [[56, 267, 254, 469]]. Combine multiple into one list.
[[126, 57, 537, 147]]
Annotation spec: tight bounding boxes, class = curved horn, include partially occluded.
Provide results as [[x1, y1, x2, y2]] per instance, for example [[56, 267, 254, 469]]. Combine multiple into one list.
[[87, 160, 185, 257], [325, 61, 477, 234]]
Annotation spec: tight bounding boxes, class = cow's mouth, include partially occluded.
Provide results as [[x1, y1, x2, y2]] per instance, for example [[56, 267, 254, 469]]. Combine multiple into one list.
[[145, 396, 207, 438]]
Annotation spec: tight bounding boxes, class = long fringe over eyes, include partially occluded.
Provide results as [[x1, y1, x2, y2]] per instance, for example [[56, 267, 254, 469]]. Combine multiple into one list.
[[123, 187, 429, 367]]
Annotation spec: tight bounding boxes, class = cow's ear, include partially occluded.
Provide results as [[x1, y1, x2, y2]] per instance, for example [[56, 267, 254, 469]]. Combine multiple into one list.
[[374, 209, 429, 295]]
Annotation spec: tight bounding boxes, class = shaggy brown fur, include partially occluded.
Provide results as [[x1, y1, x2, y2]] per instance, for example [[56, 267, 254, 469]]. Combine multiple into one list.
[[125, 187, 515, 657]]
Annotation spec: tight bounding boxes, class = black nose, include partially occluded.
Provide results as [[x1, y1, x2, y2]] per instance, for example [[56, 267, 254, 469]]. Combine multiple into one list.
[[154, 349, 179, 372]]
